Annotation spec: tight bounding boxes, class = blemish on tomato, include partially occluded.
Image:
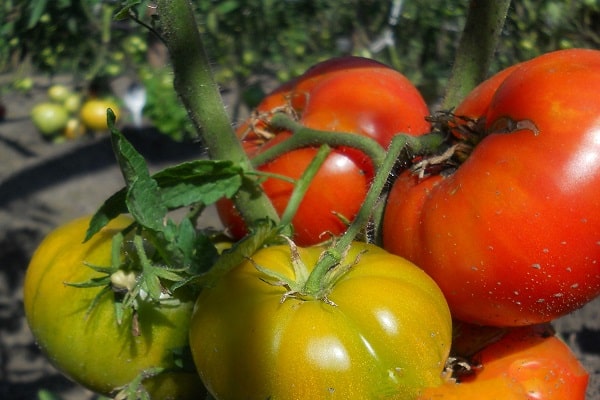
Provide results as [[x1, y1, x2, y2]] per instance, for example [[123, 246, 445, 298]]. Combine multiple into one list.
[[531, 263, 541, 270]]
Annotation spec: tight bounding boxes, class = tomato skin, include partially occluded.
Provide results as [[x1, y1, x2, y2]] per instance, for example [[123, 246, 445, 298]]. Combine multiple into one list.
[[220, 56, 430, 245], [189, 242, 452, 399], [23, 216, 205, 399], [419, 324, 589, 400], [383, 49, 600, 326]]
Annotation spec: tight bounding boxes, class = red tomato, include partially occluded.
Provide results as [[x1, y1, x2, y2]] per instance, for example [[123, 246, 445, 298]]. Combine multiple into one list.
[[383, 49, 600, 326], [418, 324, 589, 400], [219, 56, 430, 245]]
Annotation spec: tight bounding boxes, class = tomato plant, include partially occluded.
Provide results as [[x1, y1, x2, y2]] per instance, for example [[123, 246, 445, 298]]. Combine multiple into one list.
[[218, 56, 431, 245], [189, 241, 452, 399], [419, 324, 589, 399], [383, 49, 600, 326], [23, 215, 206, 399]]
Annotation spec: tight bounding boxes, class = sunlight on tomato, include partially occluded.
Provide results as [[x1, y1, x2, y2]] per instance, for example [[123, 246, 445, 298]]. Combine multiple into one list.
[[189, 242, 452, 399]]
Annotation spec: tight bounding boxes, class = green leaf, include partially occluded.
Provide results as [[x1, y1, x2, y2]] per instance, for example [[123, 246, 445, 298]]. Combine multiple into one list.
[[27, 0, 49, 29], [84, 190, 128, 242], [126, 177, 168, 232], [110, 111, 168, 232], [181, 219, 282, 289], [85, 159, 243, 241], [152, 160, 243, 208], [110, 110, 151, 187]]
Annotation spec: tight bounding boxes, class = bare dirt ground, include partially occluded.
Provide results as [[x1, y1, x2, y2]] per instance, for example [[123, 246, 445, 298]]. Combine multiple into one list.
[[1, 75, 599, 399]]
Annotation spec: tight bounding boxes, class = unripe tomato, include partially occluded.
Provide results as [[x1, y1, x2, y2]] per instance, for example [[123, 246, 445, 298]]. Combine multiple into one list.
[[47, 84, 71, 103], [63, 92, 83, 114], [62, 117, 86, 140], [24, 216, 205, 399], [31, 102, 69, 136], [189, 242, 452, 399], [80, 98, 120, 131]]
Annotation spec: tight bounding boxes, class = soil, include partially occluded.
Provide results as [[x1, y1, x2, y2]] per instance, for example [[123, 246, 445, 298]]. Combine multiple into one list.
[[1, 74, 599, 400]]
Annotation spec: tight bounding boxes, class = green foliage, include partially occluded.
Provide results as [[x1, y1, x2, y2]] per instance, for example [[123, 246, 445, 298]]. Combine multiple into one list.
[[1, 0, 599, 129]]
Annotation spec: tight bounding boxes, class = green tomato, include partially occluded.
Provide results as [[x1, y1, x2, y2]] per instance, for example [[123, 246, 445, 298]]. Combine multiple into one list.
[[31, 102, 69, 136], [47, 84, 71, 103], [189, 242, 452, 399], [63, 93, 83, 114], [23, 216, 206, 399]]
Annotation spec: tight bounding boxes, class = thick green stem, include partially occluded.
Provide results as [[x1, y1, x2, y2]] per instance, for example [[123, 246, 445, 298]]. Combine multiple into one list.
[[280, 145, 332, 226], [303, 132, 445, 296], [156, 0, 279, 226], [441, 0, 511, 109], [254, 113, 387, 167]]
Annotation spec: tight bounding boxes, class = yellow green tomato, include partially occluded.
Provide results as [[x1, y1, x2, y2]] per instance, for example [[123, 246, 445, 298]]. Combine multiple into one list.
[[30, 102, 69, 136], [47, 84, 71, 103], [80, 98, 120, 131], [189, 242, 452, 399], [23, 216, 206, 399]]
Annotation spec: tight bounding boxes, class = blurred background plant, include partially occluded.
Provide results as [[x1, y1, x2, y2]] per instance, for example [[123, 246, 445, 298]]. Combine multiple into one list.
[[1, 0, 599, 142]]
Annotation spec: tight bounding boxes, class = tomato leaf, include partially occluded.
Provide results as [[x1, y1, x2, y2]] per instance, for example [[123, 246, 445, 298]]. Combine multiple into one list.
[[109, 110, 168, 232], [152, 160, 243, 208], [175, 219, 283, 290]]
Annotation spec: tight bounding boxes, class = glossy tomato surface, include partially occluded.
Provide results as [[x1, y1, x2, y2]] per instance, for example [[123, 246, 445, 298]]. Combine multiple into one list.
[[23, 215, 205, 399], [419, 324, 589, 399], [189, 242, 452, 399], [218, 56, 431, 245], [383, 49, 600, 326]]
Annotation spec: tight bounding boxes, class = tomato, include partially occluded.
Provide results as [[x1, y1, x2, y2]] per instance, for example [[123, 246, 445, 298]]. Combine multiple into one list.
[[419, 324, 589, 399], [80, 98, 121, 131], [31, 102, 69, 136], [383, 49, 600, 326], [218, 56, 431, 245], [189, 242, 452, 399], [47, 84, 71, 103], [23, 216, 205, 399]]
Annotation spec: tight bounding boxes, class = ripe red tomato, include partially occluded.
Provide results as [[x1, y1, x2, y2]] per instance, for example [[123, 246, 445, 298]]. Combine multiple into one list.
[[383, 49, 600, 326], [418, 324, 589, 399], [219, 56, 431, 245]]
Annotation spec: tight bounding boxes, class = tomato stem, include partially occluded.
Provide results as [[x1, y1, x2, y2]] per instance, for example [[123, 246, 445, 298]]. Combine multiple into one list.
[[280, 144, 332, 227], [156, 0, 279, 227], [303, 131, 446, 297], [253, 113, 387, 168], [442, 0, 511, 109]]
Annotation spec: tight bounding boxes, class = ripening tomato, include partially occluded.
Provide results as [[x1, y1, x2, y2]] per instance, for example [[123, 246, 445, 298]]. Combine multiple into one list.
[[80, 98, 120, 131], [189, 242, 452, 399], [23, 216, 205, 399], [218, 56, 431, 245], [418, 324, 589, 399], [383, 49, 600, 326]]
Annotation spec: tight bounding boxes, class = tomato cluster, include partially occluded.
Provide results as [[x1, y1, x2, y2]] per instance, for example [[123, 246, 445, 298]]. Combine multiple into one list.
[[30, 83, 121, 142], [23, 50, 598, 400]]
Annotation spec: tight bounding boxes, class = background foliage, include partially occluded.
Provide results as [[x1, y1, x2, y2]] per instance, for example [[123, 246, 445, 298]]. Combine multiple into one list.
[[1, 0, 599, 137]]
